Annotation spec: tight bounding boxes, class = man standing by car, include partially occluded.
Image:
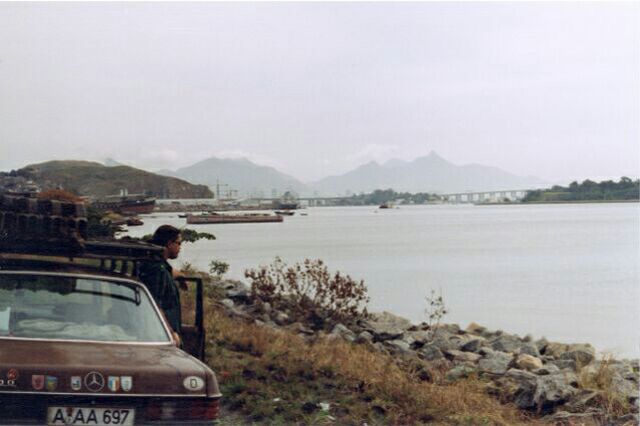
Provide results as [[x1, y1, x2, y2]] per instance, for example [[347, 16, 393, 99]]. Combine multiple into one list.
[[139, 225, 183, 344]]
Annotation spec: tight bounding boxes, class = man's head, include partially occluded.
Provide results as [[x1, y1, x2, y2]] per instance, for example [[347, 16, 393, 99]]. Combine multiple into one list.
[[151, 225, 182, 259]]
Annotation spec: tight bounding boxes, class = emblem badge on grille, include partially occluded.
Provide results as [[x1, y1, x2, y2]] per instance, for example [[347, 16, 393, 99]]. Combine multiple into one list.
[[121, 376, 132, 392], [70, 376, 82, 391], [84, 372, 104, 392], [7, 369, 19, 381], [45, 376, 58, 391], [32, 375, 44, 390], [108, 376, 120, 392]]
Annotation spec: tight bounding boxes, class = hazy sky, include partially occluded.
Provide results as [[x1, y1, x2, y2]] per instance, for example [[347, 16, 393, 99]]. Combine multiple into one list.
[[0, 2, 638, 184]]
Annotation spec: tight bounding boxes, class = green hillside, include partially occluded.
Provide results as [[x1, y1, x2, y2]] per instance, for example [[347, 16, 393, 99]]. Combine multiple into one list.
[[16, 160, 213, 199]]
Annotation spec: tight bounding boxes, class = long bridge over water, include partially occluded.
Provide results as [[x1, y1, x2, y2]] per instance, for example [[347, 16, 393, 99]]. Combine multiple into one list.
[[252, 189, 535, 206], [439, 189, 532, 204]]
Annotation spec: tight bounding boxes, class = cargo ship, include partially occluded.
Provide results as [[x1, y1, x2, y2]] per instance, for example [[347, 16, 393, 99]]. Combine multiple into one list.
[[186, 212, 283, 224], [92, 193, 156, 215]]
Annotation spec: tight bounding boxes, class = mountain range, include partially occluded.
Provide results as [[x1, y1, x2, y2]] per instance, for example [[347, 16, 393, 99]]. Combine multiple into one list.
[[156, 152, 544, 197], [159, 157, 310, 198], [310, 151, 545, 195]]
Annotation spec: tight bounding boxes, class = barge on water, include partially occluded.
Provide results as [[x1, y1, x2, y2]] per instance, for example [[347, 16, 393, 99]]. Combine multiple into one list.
[[186, 212, 283, 224]]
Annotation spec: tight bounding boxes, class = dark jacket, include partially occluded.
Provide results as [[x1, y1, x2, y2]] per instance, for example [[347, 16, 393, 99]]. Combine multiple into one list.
[[138, 260, 182, 334]]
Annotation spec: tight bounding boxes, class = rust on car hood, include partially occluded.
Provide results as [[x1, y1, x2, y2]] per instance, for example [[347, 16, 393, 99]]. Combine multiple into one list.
[[0, 339, 220, 398]]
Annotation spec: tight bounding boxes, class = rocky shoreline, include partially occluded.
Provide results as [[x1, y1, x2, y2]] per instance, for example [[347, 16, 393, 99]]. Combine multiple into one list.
[[213, 279, 639, 425]]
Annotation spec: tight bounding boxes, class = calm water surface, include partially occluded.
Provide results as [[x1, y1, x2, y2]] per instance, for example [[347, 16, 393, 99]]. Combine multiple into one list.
[[129, 203, 639, 358]]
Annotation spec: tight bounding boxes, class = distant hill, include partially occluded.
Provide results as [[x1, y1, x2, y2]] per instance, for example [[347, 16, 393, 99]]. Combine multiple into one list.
[[310, 151, 545, 195], [19, 160, 213, 199], [164, 157, 310, 197]]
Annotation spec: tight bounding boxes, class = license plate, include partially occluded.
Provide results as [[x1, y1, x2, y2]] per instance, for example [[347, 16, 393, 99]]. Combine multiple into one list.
[[47, 406, 134, 425]]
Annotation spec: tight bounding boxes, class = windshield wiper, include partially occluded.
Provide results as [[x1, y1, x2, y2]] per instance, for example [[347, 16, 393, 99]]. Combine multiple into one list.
[[72, 289, 139, 305]]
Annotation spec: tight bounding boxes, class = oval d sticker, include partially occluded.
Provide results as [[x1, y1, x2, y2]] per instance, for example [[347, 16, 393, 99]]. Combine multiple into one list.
[[183, 376, 205, 391]]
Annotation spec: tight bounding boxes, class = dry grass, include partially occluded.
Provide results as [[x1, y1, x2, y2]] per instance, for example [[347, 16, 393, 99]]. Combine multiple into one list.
[[576, 354, 631, 417], [203, 303, 546, 425]]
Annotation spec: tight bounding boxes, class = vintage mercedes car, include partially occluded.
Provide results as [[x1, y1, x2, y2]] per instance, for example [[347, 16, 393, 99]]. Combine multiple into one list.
[[0, 194, 221, 425]]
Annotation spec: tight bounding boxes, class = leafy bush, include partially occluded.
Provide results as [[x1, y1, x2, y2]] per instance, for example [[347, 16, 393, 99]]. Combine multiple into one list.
[[245, 257, 369, 329], [180, 228, 216, 243], [86, 206, 119, 238], [141, 229, 216, 244], [209, 260, 229, 277]]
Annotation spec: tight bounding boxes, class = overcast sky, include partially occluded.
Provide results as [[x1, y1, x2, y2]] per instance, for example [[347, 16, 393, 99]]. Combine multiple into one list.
[[0, 2, 637, 184]]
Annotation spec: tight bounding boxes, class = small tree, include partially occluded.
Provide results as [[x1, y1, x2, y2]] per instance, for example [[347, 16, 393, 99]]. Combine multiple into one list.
[[425, 289, 448, 339], [245, 257, 369, 329]]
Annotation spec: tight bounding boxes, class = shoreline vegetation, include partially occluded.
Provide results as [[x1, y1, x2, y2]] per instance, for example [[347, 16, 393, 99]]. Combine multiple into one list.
[[520, 178, 639, 204], [179, 260, 639, 426], [477, 199, 639, 206]]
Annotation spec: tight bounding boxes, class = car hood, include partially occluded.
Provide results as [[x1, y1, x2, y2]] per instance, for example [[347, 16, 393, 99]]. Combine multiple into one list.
[[0, 339, 220, 397]]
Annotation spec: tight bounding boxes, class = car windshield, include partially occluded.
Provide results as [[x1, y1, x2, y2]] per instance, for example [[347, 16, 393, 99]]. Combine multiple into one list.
[[0, 273, 170, 343]]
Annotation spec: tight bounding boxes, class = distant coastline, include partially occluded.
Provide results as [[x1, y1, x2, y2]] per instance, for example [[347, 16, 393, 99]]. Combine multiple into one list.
[[477, 199, 640, 206]]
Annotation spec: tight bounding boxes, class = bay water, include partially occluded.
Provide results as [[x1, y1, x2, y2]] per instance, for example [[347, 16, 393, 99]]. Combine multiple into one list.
[[128, 203, 639, 358]]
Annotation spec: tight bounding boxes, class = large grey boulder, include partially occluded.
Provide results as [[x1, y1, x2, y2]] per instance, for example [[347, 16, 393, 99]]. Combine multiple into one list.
[[405, 330, 431, 345], [542, 411, 602, 426], [544, 342, 595, 362], [460, 337, 485, 353], [535, 337, 549, 353], [516, 354, 543, 371], [610, 373, 640, 401], [489, 334, 540, 356], [274, 311, 290, 326], [478, 351, 513, 375], [534, 364, 561, 376], [445, 364, 477, 382], [430, 331, 472, 352], [385, 339, 413, 356], [564, 389, 601, 413], [221, 298, 235, 309], [364, 311, 412, 341], [418, 343, 444, 361], [552, 358, 578, 372], [355, 331, 374, 344], [534, 372, 578, 410], [223, 280, 252, 303], [445, 349, 481, 364], [559, 345, 596, 366], [465, 322, 487, 336], [434, 323, 461, 335], [498, 368, 539, 409], [287, 322, 315, 336], [330, 323, 356, 342], [609, 361, 640, 381]]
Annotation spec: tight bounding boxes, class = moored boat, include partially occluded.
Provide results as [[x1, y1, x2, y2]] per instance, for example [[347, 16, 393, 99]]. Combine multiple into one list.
[[186, 213, 283, 224], [92, 193, 156, 215]]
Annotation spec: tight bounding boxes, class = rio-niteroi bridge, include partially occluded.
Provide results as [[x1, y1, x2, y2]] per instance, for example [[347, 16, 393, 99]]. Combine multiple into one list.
[[284, 189, 535, 206], [439, 189, 532, 204]]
